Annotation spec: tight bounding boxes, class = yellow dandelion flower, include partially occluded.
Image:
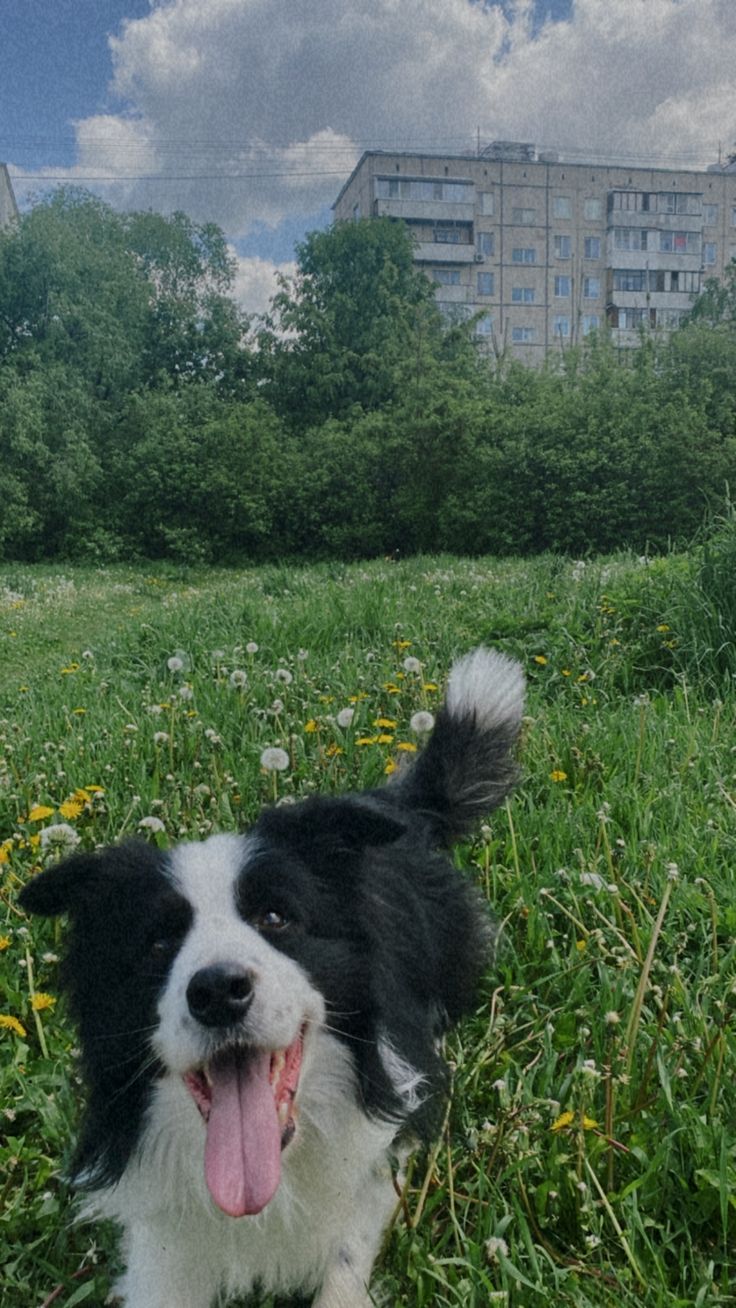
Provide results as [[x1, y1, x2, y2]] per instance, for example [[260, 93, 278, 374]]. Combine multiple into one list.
[[384, 759, 397, 775], [59, 799, 84, 820], [393, 640, 412, 650], [74, 788, 91, 803], [28, 805, 54, 822], [31, 992, 57, 1012], [577, 673, 589, 682], [582, 1115, 599, 1131], [84, 785, 105, 794], [319, 695, 335, 704], [561, 669, 571, 677], [72, 707, 87, 715], [325, 743, 343, 758], [373, 718, 397, 729], [533, 655, 548, 666], [656, 623, 670, 633], [377, 734, 394, 745], [423, 682, 439, 692], [551, 1111, 575, 1132], [550, 770, 567, 783], [397, 742, 417, 753], [0, 846, 9, 865], [575, 939, 587, 952], [356, 736, 379, 746], [348, 693, 368, 704], [304, 720, 319, 733], [0, 936, 11, 950], [28, 834, 41, 849], [0, 1014, 27, 1038]]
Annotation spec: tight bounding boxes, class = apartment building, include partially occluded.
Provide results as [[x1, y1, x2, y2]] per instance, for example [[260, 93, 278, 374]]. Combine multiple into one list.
[[0, 164, 19, 228], [333, 143, 736, 363]]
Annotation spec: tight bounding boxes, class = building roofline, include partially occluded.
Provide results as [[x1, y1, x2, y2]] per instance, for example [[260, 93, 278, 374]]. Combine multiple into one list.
[[333, 148, 733, 211]]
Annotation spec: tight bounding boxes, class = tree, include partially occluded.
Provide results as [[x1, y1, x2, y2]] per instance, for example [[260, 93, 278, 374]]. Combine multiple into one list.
[[256, 218, 449, 429]]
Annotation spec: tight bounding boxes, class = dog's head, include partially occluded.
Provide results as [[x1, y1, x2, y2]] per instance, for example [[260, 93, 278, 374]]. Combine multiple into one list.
[[18, 798, 411, 1216]]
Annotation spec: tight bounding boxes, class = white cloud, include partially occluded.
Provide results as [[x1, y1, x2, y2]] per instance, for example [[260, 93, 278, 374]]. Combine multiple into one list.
[[230, 250, 296, 318], [10, 0, 736, 243]]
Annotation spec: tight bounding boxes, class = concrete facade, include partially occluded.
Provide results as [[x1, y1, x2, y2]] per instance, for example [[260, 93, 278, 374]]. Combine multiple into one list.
[[333, 144, 736, 363], [0, 164, 19, 228]]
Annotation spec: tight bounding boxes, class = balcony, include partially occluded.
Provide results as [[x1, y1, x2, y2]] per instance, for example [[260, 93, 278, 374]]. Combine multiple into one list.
[[414, 241, 476, 263], [375, 196, 476, 223]]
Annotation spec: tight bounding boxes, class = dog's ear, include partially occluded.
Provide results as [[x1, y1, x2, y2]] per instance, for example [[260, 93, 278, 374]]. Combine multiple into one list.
[[259, 796, 407, 851], [18, 852, 102, 917], [332, 799, 407, 850]]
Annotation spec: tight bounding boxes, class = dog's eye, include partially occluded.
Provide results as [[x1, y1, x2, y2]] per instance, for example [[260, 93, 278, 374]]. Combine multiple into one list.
[[150, 936, 180, 960], [252, 910, 289, 932]]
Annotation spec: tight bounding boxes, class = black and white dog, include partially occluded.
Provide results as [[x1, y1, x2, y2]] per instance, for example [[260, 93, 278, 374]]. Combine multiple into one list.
[[20, 648, 524, 1308]]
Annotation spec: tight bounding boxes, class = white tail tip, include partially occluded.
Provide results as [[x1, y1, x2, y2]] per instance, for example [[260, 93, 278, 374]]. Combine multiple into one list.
[[445, 647, 525, 733]]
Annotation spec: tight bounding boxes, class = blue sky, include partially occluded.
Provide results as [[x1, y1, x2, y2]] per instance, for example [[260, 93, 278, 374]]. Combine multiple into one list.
[[2, 1, 732, 313]]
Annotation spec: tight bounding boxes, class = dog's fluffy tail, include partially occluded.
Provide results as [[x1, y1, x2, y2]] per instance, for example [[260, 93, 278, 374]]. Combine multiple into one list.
[[392, 647, 525, 844]]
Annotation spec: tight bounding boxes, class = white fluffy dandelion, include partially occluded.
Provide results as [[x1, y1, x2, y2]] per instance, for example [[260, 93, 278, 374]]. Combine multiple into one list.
[[138, 816, 166, 834], [229, 669, 248, 689], [275, 668, 293, 685], [245, 641, 259, 655], [403, 656, 423, 674], [167, 656, 184, 673], [336, 708, 355, 729], [40, 824, 81, 854], [410, 710, 435, 734], [153, 731, 169, 746], [260, 747, 290, 772]]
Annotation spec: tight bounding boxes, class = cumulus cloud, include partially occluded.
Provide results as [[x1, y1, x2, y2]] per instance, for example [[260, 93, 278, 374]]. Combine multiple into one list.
[[229, 250, 296, 318], [9, 0, 735, 277]]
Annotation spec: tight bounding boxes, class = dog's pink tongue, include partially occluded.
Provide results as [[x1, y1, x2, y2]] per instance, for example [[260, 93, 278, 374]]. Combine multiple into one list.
[[204, 1050, 281, 1217]]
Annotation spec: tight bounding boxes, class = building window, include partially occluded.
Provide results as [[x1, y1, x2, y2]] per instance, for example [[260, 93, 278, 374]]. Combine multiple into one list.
[[512, 206, 536, 224], [511, 286, 535, 303], [553, 315, 570, 337], [476, 231, 494, 257], [512, 247, 536, 264], [480, 191, 495, 216], [554, 275, 571, 297], [477, 272, 494, 295], [703, 204, 719, 225], [584, 198, 602, 220], [475, 313, 493, 336], [432, 268, 461, 285], [659, 230, 701, 255], [612, 269, 647, 292], [554, 235, 572, 259], [375, 177, 474, 203], [583, 276, 601, 299], [582, 314, 600, 335], [584, 236, 601, 259], [613, 227, 651, 252], [704, 242, 717, 265], [553, 196, 571, 219], [512, 326, 534, 343], [670, 270, 700, 293]]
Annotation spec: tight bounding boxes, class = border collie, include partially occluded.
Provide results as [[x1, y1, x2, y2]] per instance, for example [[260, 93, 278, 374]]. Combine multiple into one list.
[[20, 647, 524, 1308]]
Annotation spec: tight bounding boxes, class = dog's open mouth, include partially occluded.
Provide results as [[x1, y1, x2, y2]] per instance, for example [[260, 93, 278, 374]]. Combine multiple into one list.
[[183, 1025, 305, 1218]]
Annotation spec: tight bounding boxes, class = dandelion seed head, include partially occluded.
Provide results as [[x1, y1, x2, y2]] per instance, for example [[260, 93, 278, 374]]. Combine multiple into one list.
[[167, 656, 184, 673], [229, 669, 248, 689], [245, 642, 259, 655], [138, 816, 165, 833], [275, 668, 293, 685], [39, 824, 81, 853], [336, 708, 355, 729], [260, 747, 289, 772], [410, 710, 435, 734]]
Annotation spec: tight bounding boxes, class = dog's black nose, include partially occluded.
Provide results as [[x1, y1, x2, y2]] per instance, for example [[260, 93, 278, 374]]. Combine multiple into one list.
[[186, 963, 255, 1028]]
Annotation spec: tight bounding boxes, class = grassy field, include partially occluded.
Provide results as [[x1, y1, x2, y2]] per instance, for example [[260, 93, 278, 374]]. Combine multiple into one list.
[[1, 547, 735, 1307]]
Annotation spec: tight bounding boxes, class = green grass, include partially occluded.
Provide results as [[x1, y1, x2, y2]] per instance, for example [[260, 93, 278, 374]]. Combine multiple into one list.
[[1, 552, 735, 1307]]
